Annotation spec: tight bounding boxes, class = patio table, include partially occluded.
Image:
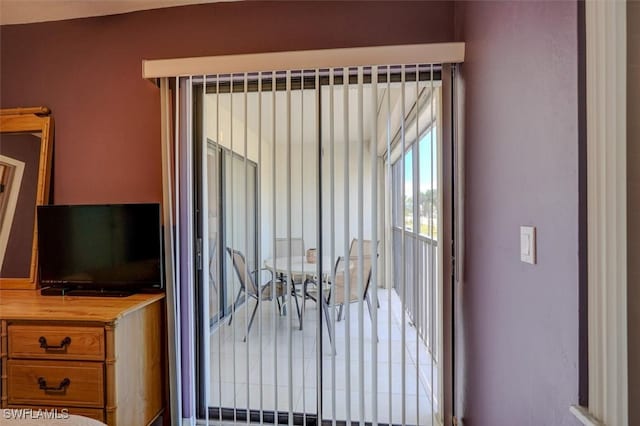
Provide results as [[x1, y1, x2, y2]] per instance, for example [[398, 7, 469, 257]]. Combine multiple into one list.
[[264, 256, 334, 340], [264, 255, 332, 277]]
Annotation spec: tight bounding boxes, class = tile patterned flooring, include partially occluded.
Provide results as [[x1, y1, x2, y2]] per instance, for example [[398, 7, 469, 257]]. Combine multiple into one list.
[[209, 289, 437, 425]]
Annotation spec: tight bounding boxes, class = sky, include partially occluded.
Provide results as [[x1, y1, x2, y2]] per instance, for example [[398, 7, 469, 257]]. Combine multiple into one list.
[[404, 127, 438, 196]]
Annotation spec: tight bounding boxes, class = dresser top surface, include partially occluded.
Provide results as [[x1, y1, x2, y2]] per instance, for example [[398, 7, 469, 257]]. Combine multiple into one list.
[[0, 290, 165, 322]]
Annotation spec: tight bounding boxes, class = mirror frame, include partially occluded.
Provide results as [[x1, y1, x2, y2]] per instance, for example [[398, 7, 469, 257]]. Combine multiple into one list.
[[0, 107, 53, 289]]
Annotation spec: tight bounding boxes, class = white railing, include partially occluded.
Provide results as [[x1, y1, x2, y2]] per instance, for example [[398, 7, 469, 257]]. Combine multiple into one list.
[[392, 226, 438, 360]]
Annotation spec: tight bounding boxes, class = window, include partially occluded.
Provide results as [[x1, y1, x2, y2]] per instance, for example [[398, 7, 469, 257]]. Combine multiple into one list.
[[418, 128, 437, 239]]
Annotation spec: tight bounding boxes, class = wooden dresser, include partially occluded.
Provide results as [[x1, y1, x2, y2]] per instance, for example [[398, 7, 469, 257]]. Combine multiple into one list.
[[0, 290, 166, 425]]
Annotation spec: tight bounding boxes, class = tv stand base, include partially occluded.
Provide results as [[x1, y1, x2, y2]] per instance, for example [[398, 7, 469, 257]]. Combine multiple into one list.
[[40, 287, 133, 297]]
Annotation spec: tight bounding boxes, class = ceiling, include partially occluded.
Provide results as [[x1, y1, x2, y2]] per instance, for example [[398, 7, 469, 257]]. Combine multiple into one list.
[[0, 0, 229, 26], [203, 82, 432, 159]]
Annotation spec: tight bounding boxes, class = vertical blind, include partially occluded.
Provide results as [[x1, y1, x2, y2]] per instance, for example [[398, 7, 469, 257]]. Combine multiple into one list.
[[174, 63, 444, 426]]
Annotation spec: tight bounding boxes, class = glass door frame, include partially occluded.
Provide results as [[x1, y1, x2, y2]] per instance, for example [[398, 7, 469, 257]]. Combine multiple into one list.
[[190, 67, 455, 425], [193, 81, 260, 419]]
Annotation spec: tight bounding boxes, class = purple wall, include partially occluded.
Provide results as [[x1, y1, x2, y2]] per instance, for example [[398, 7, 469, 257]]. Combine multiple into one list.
[[628, 1, 640, 424], [0, 1, 454, 205], [455, 2, 581, 425]]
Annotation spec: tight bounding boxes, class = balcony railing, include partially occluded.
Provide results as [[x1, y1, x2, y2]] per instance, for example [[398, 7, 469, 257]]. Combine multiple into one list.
[[392, 226, 438, 360]]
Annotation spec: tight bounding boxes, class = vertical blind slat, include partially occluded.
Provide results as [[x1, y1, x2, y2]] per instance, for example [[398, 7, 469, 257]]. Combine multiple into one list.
[[415, 64, 421, 425], [201, 74, 210, 426], [430, 63, 437, 426], [370, 65, 379, 426], [214, 75, 223, 426], [243, 72, 251, 424], [229, 73, 238, 425], [271, 70, 280, 426], [357, 66, 365, 426], [400, 65, 407, 426], [386, 66, 393, 421], [328, 68, 338, 426], [314, 68, 324, 426], [257, 71, 265, 426], [300, 70, 306, 426], [285, 69, 294, 425], [342, 66, 352, 424]]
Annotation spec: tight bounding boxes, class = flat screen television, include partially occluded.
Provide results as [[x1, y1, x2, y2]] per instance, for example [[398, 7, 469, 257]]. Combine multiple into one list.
[[37, 203, 164, 296]]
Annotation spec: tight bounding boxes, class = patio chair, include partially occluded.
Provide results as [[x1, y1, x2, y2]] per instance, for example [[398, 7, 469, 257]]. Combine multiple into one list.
[[349, 238, 378, 258], [226, 247, 296, 341], [302, 239, 378, 306], [348, 239, 381, 310], [300, 253, 376, 352], [274, 237, 306, 282], [327, 254, 376, 323]]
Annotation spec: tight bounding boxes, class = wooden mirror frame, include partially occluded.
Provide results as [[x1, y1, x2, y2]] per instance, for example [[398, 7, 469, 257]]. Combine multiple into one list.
[[0, 107, 53, 289]]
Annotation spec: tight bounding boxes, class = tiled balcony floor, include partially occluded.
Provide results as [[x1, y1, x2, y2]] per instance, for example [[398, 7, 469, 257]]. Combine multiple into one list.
[[209, 289, 438, 425]]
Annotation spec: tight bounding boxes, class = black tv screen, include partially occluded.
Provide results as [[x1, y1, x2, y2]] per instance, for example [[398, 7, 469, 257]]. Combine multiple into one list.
[[37, 203, 163, 294]]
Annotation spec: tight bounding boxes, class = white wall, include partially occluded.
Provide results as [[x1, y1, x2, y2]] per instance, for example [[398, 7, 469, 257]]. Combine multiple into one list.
[[203, 85, 381, 266], [320, 135, 375, 260]]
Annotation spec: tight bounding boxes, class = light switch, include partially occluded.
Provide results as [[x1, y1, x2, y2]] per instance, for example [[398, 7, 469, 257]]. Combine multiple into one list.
[[520, 226, 536, 264]]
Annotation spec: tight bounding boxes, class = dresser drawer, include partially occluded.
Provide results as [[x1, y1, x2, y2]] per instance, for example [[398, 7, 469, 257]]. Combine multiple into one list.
[[8, 325, 105, 361], [7, 360, 104, 408]]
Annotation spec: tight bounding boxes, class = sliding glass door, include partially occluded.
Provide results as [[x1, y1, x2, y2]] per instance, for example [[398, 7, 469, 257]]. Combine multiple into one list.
[[318, 67, 443, 426], [191, 65, 448, 426], [204, 142, 258, 325]]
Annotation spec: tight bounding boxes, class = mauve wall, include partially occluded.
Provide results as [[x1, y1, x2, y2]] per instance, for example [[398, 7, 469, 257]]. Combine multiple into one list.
[[455, 2, 581, 425], [628, 1, 640, 424], [0, 0, 454, 205]]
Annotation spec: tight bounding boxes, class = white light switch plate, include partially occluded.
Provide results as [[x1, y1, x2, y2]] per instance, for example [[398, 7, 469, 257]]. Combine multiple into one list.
[[520, 226, 536, 264]]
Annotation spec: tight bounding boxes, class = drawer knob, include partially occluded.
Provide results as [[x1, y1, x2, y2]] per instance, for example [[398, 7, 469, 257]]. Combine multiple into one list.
[[38, 336, 71, 350], [38, 377, 71, 392]]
